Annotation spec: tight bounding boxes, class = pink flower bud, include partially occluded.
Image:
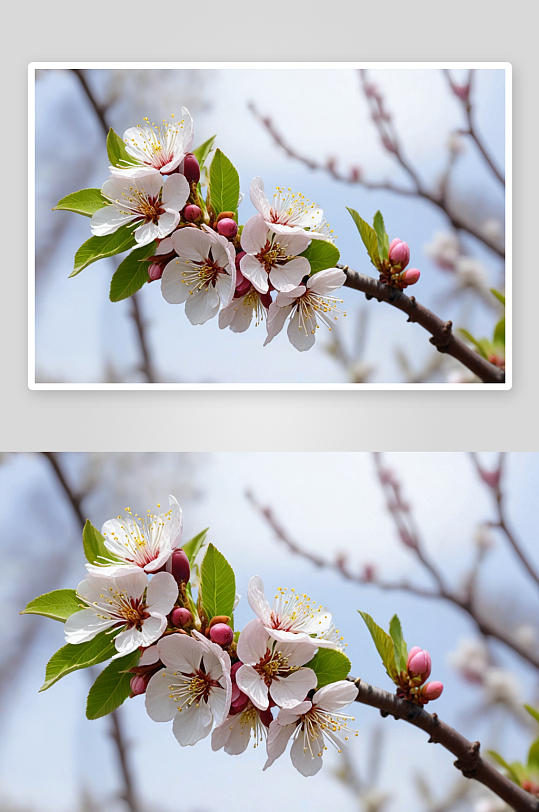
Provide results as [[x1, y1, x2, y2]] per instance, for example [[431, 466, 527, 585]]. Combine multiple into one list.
[[423, 681, 444, 701], [209, 622, 233, 647], [401, 268, 420, 287], [259, 708, 274, 728], [183, 204, 202, 222], [388, 240, 410, 268], [170, 607, 192, 628], [235, 266, 251, 297], [130, 675, 148, 696], [183, 153, 200, 184], [167, 549, 190, 585], [452, 84, 470, 102], [407, 648, 432, 681], [231, 661, 243, 679], [217, 218, 238, 239], [148, 263, 163, 281]]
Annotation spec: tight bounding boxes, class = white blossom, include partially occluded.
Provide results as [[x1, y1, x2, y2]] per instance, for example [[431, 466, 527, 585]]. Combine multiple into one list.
[[111, 111, 194, 178]]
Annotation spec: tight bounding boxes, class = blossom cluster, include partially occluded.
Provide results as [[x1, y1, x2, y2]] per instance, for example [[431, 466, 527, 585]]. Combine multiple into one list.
[[26, 497, 359, 777], [86, 109, 347, 352]]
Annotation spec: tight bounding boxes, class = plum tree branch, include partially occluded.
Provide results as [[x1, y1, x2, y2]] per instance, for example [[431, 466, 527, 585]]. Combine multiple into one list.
[[70, 68, 157, 384], [246, 484, 539, 672], [41, 452, 140, 812], [340, 264, 504, 383], [350, 679, 538, 812]]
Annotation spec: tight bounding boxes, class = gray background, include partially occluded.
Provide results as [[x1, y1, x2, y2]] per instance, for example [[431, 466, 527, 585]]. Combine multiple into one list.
[[5, 0, 536, 451]]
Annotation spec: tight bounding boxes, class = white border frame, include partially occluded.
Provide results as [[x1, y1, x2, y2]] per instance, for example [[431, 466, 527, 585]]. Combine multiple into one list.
[[28, 62, 512, 391]]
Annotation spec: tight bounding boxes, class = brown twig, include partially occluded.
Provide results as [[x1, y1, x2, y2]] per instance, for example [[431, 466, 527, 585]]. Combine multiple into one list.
[[470, 453, 539, 589], [340, 265, 504, 383], [245, 487, 539, 672], [249, 88, 504, 259], [70, 68, 157, 384], [350, 679, 539, 812], [40, 452, 140, 812], [444, 70, 505, 187]]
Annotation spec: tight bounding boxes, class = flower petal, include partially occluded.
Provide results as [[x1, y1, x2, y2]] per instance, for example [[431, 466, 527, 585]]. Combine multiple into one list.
[[64, 609, 115, 644], [313, 680, 359, 712], [158, 633, 202, 673], [207, 685, 229, 726], [236, 665, 269, 711], [240, 254, 269, 294], [290, 728, 324, 776], [139, 613, 167, 647], [246, 576, 273, 625], [114, 625, 144, 657], [237, 618, 271, 665], [146, 572, 178, 616], [307, 268, 346, 295], [145, 669, 179, 722], [161, 258, 192, 304], [161, 174, 190, 212], [171, 227, 210, 262], [240, 214, 269, 254], [250, 177, 271, 219], [269, 257, 310, 293], [184, 287, 220, 325], [90, 206, 137, 236], [269, 668, 317, 708], [172, 699, 213, 746], [139, 644, 160, 666], [263, 720, 295, 771], [287, 308, 316, 352]]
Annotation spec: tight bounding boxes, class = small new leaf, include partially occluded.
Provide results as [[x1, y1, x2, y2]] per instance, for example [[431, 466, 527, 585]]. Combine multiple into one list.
[[305, 648, 351, 689], [458, 329, 489, 360], [182, 528, 209, 565], [373, 210, 389, 261], [300, 240, 340, 274], [347, 208, 381, 270], [71, 225, 137, 278], [107, 128, 135, 169], [208, 149, 240, 218], [82, 520, 120, 567], [53, 189, 107, 218], [86, 650, 140, 719], [528, 738, 539, 773], [193, 135, 217, 168], [109, 240, 157, 302], [200, 543, 236, 621], [488, 751, 527, 785], [21, 589, 82, 623], [40, 632, 118, 692], [525, 705, 539, 726], [490, 288, 506, 307], [389, 615, 408, 673], [358, 611, 398, 681]]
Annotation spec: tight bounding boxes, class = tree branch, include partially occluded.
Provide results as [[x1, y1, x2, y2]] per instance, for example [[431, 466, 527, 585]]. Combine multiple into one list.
[[41, 452, 140, 812], [246, 488, 539, 671], [350, 679, 538, 812], [70, 69, 157, 384], [249, 96, 505, 259], [340, 265, 505, 383]]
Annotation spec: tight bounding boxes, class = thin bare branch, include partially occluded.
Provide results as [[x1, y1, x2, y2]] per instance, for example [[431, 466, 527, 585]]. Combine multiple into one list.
[[351, 679, 539, 812], [341, 264, 505, 383]]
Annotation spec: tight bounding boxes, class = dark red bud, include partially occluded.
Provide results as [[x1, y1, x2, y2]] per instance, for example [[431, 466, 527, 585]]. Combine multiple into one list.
[[217, 218, 238, 239], [168, 549, 190, 585], [183, 204, 202, 222], [148, 263, 163, 281], [183, 153, 200, 183], [170, 607, 192, 628], [130, 675, 148, 695], [209, 623, 234, 647]]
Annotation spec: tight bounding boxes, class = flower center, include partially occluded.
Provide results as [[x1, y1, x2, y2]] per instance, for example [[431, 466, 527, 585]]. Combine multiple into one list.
[[293, 291, 346, 336], [103, 506, 174, 567], [270, 186, 317, 227], [297, 706, 358, 757], [167, 667, 221, 712], [129, 115, 187, 169], [256, 240, 291, 273], [254, 648, 291, 686], [178, 251, 226, 294]]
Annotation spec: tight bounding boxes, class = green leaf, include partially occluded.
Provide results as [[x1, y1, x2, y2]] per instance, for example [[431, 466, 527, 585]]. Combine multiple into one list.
[[82, 519, 120, 567], [525, 705, 539, 725], [529, 738, 539, 772], [347, 208, 381, 269], [208, 149, 240, 217], [182, 528, 209, 565], [304, 648, 351, 689], [86, 650, 140, 720], [71, 225, 137, 278], [490, 288, 506, 307], [107, 128, 136, 169], [21, 589, 82, 623], [40, 632, 118, 692], [193, 135, 217, 168], [53, 188, 107, 218], [358, 611, 398, 681], [300, 240, 340, 274], [458, 329, 489, 359], [373, 210, 389, 261], [200, 543, 236, 621], [488, 751, 526, 785], [109, 240, 157, 302], [493, 316, 505, 348], [389, 615, 408, 673]]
